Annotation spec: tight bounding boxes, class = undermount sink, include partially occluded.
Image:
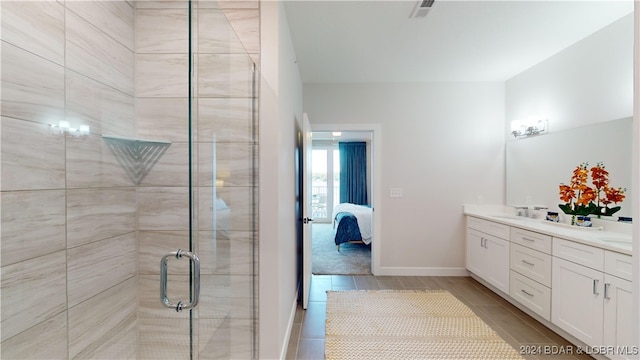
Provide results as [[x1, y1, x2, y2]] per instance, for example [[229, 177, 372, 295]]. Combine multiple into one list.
[[598, 236, 632, 244], [488, 213, 522, 220]]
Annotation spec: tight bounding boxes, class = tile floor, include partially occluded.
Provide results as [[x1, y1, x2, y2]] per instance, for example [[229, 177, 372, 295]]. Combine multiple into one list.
[[285, 275, 594, 359]]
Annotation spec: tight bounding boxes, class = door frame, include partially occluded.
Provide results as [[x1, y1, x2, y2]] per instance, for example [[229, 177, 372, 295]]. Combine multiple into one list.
[[310, 123, 382, 275]]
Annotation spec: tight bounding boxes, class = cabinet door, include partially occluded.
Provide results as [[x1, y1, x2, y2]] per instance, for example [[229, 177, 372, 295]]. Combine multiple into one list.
[[485, 236, 509, 294], [466, 228, 486, 277], [552, 257, 604, 346], [603, 274, 635, 359]]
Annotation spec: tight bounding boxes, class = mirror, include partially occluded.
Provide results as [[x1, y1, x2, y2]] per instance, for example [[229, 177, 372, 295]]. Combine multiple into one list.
[[506, 117, 633, 219]]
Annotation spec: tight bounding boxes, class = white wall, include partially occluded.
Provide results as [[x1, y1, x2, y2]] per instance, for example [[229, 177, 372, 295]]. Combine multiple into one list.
[[506, 14, 633, 134], [304, 82, 505, 274], [259, 1, 303, 358]]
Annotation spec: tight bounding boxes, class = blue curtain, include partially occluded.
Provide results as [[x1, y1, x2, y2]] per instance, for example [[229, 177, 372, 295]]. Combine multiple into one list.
[[339, 142, 368, 205]]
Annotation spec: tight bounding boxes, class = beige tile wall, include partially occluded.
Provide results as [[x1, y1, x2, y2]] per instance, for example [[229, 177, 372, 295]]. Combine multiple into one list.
[[0, 1, 137, 359], [1, 0, 258, 358]]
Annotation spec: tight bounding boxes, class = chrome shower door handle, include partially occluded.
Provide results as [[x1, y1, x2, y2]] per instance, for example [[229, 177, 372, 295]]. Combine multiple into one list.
[[160, 249, 201, 312]]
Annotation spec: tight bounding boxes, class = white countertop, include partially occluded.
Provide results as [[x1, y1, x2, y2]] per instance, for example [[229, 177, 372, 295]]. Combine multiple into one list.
[[464, 204, 632, 256]]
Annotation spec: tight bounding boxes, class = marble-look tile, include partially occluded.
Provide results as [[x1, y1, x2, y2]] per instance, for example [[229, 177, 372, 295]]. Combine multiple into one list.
[[66, 188, 136, 248], [66, 10, 134, 96], [138, 187, 191, 230], [198, 231, 254, 275], [65, 0, 135, 51], [216, 0, 259, 9], [136, 54, 189, 97], [67, 233, 136, 307], [66, 133, 131, 188], [138, 275, 193, 319], [139, 142, 191, 186], [198, 98, 255, 143], [0, 251, 67, 340], [136, 8, 190, 54], [198, 9, 245, 54], [198, 186, 253, 231], [199, 274, 253, 320], [65, 70, 135, 138], [138, 230, 191, 275], [199, 318, 254, 360], [221, 9, 259, 54], [138, 317, 192, 360], [136, 98, 191, 142], [0, 117, 66, 191], [198, 54, 253, 98], [0, 311, 68, 359], [76, 319, 137, 360], [135, 1, 190, 10], [1, 190, 66, 266], [0, 43, 65, 124], [68, 277, 137, 359], [1, 1, 65, 65], [198, 142, 255, 188]]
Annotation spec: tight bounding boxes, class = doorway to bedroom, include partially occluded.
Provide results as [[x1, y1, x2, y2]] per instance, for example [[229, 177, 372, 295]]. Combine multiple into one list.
[[311, 131, 372, 275]]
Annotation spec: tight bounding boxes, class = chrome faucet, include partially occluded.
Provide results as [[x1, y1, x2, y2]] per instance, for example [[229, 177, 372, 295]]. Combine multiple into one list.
[[514, 206, 529, 217]]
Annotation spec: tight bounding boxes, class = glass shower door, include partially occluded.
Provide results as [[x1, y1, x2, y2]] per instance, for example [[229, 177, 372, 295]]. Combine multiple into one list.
[[137, 0, 257, 359]]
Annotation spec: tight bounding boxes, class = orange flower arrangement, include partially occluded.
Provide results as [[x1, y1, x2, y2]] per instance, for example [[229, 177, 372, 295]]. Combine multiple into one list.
[[558, 162, 626, 216]]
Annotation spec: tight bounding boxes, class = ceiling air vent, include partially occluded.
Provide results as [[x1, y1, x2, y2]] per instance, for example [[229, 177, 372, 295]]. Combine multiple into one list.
[[420, 0, 435, 8], [411, 0, 434, 18]]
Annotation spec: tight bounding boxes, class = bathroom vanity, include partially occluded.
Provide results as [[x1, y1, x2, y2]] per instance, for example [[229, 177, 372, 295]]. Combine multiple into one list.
[[464, 205, 634, 359]]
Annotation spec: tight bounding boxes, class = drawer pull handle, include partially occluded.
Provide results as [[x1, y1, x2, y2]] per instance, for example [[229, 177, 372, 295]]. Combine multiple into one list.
[[521, 236, 536, 242], [521, 289, 534, 297], [593, 279, 599, 295], [604, 283, 610, 300], [521, 260, 535, 266]]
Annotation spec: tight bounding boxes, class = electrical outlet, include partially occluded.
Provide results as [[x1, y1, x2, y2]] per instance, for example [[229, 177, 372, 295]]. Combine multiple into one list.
[[390, 188, 403, 198]]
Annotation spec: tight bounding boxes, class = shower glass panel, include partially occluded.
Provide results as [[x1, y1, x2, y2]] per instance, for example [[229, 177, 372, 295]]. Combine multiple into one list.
[[0, 0, 257, 359], [137, 0, 258, 359]]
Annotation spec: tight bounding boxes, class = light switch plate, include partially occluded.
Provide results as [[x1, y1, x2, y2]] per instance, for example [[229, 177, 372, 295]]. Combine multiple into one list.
[[390, 188, 403, 198]]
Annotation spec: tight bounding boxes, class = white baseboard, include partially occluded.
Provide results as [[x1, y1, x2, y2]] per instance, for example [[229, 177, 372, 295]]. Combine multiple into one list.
[[280, 291, 299, 360], [375, 266, 469, 276]]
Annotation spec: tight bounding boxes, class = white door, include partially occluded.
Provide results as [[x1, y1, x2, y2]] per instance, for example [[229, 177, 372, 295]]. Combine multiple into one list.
[[551, 257, 604, 346], [603, 274, 634, 359], [465, 228, 486, 277], [486, 236, 510, 294], [302, 113, 313, 309]]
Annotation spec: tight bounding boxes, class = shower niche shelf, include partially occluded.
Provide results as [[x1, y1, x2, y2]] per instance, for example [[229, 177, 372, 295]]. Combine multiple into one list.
[[102, 134, 171, 185]]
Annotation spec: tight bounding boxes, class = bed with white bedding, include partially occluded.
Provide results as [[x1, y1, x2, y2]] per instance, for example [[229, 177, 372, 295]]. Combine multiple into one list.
[[332, 203, 372, 250]]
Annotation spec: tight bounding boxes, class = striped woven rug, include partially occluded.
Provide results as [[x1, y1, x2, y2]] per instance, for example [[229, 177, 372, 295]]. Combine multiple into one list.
[[325, 290, 524, 360]]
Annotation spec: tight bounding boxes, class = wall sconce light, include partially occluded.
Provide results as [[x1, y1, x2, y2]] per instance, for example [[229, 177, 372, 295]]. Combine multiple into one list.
[[50, 120, 90, 137], [332, 131, 342, 137], [511, 117, 548, 138]]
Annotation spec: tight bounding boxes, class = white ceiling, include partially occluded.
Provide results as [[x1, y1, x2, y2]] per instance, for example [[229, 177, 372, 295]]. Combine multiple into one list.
[[284, 0, 634, 83]]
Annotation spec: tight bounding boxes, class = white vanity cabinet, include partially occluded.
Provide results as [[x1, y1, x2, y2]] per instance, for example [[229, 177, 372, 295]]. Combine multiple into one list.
[[552, 255, 604, 346], [603, 252, 635, 360], [466, 217, 510, 294], [509, 228, 552, 320], [551, 238, 634, 355], [464, 208, 634, 360]]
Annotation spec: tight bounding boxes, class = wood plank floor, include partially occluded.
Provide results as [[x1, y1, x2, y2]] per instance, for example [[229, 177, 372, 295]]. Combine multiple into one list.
[[285, 275, 594, 360]]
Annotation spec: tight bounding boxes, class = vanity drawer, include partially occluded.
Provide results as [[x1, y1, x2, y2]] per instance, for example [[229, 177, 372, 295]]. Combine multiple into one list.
[[552, 237, 604, 271], [467, 217, 510, 240], [604, 251, 632, 281], [510, 270, 551, 321], [510, 243, 552, 287], [511, 227, 552, 254]]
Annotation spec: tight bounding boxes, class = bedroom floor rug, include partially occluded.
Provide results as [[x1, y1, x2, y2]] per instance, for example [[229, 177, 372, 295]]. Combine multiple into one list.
[[312, 223, 371, 275], [325, 290, 524, 360]]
